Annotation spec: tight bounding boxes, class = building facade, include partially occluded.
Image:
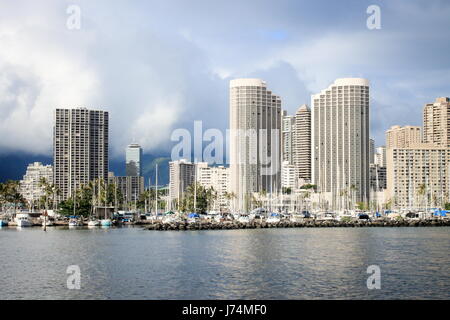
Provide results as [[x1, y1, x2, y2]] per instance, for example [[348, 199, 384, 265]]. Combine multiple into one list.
[[126, 143, 143, 176], [53, 108, 109, 200], [386, 125, 421, 149], [229, 78, 282, 212], [196, 163, 231, 211], [169, 159, 196, 209], [19, 162, 53, 205], [374, 146, 387, 167], [423, 97, 450, 147], [108, 173, 144, 204], [312, 78, 370, 207], [386, 143, 450, 209], [293, 104, 311, 183], [369, 164, 387, 191]]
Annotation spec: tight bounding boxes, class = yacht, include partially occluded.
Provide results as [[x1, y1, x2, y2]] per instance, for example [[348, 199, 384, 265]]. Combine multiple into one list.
[[100, 219, 112, 227], [237, 215, 251, 223], [15, 213, 32, 227], [266, 213, 281, 224], [87, 220, 100, 227], [68, 216, 83, 227]]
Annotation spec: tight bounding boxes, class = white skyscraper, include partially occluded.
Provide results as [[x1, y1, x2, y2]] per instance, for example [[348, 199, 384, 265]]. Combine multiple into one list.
[[312, 78, 370, 207], [229, 78, 282, 212]]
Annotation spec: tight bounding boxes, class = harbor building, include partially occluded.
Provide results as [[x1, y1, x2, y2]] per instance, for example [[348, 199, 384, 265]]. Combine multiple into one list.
[[53, 108, 109, 200], [229, 78, 282, 212], [423, 97, 450, 147], [386, 125, 421, 149], [19, 162, 53, 205], [126, 143, 143, 176], [386, 143, 450, 209], [311, 78, 370, 207]]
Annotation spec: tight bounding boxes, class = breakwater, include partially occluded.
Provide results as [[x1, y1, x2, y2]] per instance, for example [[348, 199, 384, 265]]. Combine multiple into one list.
[[145, 218, 450, 231]]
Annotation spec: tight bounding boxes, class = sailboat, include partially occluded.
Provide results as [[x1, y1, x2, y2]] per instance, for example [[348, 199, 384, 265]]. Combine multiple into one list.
[[88, 182, 100, 227], [98, 179, 112, 227]]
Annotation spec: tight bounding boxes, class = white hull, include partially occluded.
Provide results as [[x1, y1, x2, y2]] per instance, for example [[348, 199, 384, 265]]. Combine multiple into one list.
[[88, 220, 100, 227], [16, 219, 32, 227]]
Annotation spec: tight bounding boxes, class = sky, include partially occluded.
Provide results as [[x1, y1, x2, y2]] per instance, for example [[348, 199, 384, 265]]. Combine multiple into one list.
[[0, 0, 449, 158]]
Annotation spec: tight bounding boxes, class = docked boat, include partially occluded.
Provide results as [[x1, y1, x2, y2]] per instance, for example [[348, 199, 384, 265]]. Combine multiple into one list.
[[0, 219, 9, 227], [87, 220, 100, 227], [266, 213, 281, 224], [187, 213, 200, 224], [68, 217, 83, 227], [100, 219, 112, 227], [15, 213, 32, 227], [237, 215, 251, 223]]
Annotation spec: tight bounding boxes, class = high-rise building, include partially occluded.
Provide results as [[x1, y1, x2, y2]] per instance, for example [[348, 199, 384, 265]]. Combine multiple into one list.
[[386, 125, 421, 149], [229, 78, 282, 212], [374, 146, 386, 167], [312, 78, 370, 206], [108, 172, 144, 204], [281, 112, 295, 164], [19, 162, 53, 205], [169, 159, 196, 209], [53, 108, 109, 200], [369, 138, 375, 164], [281, 161, 298, 190], [423, 97, 450, 147], [196, 162, 230, 210], [293, 104, 311, 182], [126, 143, 143, 176], [369, 164, 387, 191], [386, 143, 450, 209]]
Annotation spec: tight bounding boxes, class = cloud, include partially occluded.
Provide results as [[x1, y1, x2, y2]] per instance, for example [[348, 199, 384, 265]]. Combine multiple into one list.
[[0, 0, 449, 158]]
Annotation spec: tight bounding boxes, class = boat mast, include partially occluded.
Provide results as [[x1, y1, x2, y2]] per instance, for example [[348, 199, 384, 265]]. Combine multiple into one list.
[[155, 163, 158, 215]]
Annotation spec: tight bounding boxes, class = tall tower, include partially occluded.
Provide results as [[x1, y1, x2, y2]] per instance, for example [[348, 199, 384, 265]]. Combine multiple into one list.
[[126, 143, 143, 176], [53, 108, 109, 200], [312, 78, 370, 207], [423, 97, 450, 147], [293, 104, 311, 182], [229, 78, 282, 212]]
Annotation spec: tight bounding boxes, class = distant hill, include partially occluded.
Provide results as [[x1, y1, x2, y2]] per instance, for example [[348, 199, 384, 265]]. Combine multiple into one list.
[[0, 152, 170, 186]]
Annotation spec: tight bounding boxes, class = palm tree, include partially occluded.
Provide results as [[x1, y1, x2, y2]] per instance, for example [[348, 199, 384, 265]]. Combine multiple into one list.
[[417, 183, 427, 209]]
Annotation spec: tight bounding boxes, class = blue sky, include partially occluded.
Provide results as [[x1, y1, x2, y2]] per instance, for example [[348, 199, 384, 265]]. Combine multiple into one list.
[[0, 0, 449, 158]]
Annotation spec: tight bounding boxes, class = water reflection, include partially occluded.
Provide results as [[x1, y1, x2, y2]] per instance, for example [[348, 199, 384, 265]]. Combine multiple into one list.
[[0, 227, 449, 299]]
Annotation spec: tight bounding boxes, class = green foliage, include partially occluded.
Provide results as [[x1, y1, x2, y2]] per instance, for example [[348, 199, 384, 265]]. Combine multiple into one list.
[[179, 183, 216, 213], [300, 184, 317, 191], [445, 203, 450, 210], [341, 216, 352, 223]]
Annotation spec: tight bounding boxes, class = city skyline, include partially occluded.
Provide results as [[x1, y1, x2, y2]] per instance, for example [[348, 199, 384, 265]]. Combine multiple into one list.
[[1, 1, 450, 161]]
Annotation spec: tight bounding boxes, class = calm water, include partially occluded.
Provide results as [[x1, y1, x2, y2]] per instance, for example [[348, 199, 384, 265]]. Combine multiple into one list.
[[0, 226, 449, 300]]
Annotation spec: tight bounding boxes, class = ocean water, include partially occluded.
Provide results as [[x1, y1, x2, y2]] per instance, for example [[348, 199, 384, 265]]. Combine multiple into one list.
[[0, 226, 449, 299]]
